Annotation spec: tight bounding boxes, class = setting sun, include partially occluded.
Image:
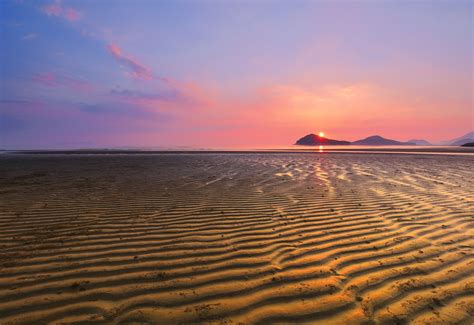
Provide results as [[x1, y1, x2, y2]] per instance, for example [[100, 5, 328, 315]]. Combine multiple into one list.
[[319, 132, 325, 137]]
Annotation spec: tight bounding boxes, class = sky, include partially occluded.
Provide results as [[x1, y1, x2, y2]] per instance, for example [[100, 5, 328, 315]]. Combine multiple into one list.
[[1, 0, 473, 149]]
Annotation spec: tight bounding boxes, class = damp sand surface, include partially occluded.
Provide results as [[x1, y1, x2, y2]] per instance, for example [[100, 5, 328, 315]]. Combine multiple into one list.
[[0, 153, 473, 324]]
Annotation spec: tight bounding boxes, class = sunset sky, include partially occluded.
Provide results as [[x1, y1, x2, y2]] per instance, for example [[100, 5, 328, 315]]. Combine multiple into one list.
[[1, 0, 472, 149]]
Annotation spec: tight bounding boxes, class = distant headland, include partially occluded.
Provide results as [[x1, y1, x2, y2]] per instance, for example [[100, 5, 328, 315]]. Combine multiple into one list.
[[295, 131, 474, 146], [295, 134, 413, 146], [352, 136, 414, 146], [295, 134, 350, 145]]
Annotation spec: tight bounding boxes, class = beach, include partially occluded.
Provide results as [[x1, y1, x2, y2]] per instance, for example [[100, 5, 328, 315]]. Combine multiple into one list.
[[0, 152, 473, 324]]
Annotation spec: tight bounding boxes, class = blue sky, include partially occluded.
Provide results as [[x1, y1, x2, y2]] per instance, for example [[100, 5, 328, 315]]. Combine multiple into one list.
[[1, 0, 472, 148]]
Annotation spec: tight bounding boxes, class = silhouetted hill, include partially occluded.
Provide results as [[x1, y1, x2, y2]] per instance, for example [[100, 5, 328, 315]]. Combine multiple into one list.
[[408, 139, 431, 146], [295, 134, 351, 145], [352, 135, 415, 146], [461, 142, 474, 147]]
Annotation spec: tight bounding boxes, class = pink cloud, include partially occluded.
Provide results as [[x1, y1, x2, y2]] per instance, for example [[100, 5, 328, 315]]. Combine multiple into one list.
[[32, 73, 57, 87], [42, 3, 62, 16], [106, 43, 154, 80], [32, 73, 94, 92], [64, 8, 81, 21], [107, 43, 122, 57], [41, 1, 81, 22]]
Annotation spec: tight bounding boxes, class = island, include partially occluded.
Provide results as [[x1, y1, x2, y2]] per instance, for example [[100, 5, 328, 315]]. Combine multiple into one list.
[[295, 134, 351, 145], [351, 135, 415, 146]]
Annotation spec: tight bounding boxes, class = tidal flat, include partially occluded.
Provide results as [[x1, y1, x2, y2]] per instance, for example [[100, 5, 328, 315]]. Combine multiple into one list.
[[0, 152, 473, 324]]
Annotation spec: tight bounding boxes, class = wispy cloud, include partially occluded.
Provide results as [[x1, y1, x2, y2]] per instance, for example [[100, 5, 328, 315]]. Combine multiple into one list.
[[63, 8, 81, 21], [106, 43, 156, 81], [110, 88, 186, 102], [32, 73, 94, 92], [42, 0, 81, 22], [0, 99, 170, 149], [42, 2, 61, 16], [22, 33, 38, 40], [76, 101, 165, 120], [0, 99, 43, 105], [31, 72, 56, 86]]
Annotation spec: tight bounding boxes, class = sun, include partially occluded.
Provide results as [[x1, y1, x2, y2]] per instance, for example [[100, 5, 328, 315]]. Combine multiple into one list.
[[318, 132, 325, 137]]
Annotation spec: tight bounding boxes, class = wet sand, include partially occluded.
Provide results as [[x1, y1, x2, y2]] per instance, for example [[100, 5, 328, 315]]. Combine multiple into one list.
[[0, 153, 473, 324]]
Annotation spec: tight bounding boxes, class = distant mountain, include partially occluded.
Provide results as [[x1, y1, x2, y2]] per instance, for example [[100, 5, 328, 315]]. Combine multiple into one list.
[[408, 139, 431, 146], [352, 135, 415, 146], [295, 134, 351, 145], [461, 142, 474, 147], [439, 131, 474, 146], [451, 138, 474, 146], [449, 131, 474, 145]]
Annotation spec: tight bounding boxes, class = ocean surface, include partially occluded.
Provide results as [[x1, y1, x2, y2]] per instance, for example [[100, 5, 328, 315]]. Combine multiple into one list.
[[3, 145, 474, 156]]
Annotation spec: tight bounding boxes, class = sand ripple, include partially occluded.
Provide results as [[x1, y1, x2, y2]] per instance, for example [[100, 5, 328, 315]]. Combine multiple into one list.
[[0, 153, 473, 324]]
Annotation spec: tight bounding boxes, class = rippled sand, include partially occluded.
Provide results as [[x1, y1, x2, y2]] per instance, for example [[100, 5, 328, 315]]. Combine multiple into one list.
[[0, 153, 473, 324]]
